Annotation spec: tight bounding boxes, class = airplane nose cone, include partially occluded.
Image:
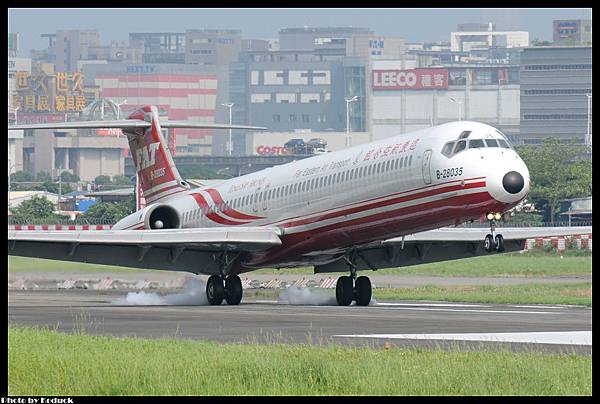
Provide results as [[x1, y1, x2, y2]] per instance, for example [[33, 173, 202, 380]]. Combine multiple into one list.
[[502, 171, 524, 194]]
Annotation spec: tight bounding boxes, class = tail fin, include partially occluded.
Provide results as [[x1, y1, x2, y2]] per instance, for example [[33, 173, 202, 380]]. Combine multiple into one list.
[[135, 174, 147, 211], [8, 104, 266, 206], [124, 106, 189, 204]]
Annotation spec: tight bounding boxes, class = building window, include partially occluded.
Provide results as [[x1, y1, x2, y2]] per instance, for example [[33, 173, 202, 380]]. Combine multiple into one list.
[[302, 114, 310, 123], [272, 114, 281, 122], [289, 114, 297, 122], [524, 64, 592, 71]]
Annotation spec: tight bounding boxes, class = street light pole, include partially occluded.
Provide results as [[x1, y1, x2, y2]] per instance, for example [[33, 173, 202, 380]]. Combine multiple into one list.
[[450, 97, 463, 121], [221, 103, 235, 156], [585, 93, 592, 149], [116, 99, 128, 120], [345, 96, 358, 148]]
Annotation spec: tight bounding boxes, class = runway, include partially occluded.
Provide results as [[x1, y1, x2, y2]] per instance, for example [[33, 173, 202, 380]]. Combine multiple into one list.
[[8, 289, 591, 355]]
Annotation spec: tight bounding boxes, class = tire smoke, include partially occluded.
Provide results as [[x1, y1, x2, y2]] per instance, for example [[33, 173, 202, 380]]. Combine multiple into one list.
[[278, 286, 377, 306], [113, 277, 209, 306]]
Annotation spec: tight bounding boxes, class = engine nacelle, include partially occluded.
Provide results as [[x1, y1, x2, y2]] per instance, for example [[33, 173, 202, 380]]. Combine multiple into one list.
[[145, 204, 181, 229]]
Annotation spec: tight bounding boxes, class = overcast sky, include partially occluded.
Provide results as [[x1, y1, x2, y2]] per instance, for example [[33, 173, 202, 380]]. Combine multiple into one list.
[[8, 8, 591, 56]]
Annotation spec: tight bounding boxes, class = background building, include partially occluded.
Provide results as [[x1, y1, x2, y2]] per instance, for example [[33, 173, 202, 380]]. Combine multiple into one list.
[[451, 23, 529, 52], [553, 20, 592, 46], [520, 46, 592, 145], [370, 60, 521, 142]]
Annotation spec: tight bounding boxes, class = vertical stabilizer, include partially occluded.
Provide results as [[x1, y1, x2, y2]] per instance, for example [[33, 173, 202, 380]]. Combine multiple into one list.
[[124, 106, 189, 204]]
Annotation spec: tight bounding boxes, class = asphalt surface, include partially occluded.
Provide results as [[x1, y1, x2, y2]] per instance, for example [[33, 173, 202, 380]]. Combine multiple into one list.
[[9, 289, 592, 355]]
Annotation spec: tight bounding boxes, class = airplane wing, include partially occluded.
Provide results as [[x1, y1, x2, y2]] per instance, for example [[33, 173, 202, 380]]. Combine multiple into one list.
[[8, 227, 281, 275], [8, 121, 266, 131], [8, 120, 151, 130], [314, 227, 592, 273]]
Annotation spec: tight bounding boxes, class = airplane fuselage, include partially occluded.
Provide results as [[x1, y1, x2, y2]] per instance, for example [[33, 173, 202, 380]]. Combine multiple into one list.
[[114, 121, 530, 274]]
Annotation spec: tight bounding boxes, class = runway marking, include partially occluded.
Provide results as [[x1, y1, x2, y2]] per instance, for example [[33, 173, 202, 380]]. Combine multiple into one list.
[[373, 307, 557, 315], [375, 302, 489, 308], [333, 331, 592, 346]]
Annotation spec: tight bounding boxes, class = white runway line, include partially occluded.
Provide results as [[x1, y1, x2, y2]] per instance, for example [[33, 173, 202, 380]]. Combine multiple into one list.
[[333, 331, 592, 346], [375, 302, 489, 308], [379, 307, 557, 315]]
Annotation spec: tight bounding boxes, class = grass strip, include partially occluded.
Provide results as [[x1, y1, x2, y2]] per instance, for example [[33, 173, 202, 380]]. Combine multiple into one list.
[[374, 282, 592, 306], [8, 326, 591, 396], [9, 251, 591, 278]]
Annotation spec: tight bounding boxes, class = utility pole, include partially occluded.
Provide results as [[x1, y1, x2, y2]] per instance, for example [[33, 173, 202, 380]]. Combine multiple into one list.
[[450, 97, 463, 121], [586, 93, 592, 149], [221, 102, 235, 156], [345, 96, 358, 148]]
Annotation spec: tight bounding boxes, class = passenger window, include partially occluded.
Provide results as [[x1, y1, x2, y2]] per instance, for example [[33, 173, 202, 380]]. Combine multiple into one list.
[[442, 142, 455, 157], [468, 139, 485, 148], [485, 139, 499, 147], [454, 140, 467, 154]]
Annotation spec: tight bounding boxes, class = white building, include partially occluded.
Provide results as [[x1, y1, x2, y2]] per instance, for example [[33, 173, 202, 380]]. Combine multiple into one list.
[[450, 25, 529, 52], [370, 60, 520, 142]]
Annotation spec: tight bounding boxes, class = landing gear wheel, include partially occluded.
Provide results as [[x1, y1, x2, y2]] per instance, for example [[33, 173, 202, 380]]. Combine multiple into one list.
[[484, 234, 495, 253], [206, 275, 224, 305], [225, 275, 243, 305], [336, 276, 354, 306], [495, 234, 505, 252], [354, 276, 372, 306]]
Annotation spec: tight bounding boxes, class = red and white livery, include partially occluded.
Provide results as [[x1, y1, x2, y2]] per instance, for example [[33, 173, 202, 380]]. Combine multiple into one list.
[[8, 105, 590, 306]]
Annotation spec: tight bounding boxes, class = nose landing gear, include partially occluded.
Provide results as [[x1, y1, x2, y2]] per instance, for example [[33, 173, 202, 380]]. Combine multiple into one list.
[[484, 214, 505, 253]]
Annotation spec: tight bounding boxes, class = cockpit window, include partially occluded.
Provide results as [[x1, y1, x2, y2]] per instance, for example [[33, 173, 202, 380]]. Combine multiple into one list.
[[498, 139, 510, 149], [454, 140, 467, 154], [485, 139, 499, 147], [442, 142, 455, 157], [468, 139, 485, 148], [459, 131, 471, 139]]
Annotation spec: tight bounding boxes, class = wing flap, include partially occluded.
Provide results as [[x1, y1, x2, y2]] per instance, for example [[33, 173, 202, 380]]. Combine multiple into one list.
[[160, 121, 266, 130]]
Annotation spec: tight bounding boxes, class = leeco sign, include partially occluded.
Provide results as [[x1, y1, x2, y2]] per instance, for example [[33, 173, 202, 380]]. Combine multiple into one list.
[[372, 68, 448, 90]]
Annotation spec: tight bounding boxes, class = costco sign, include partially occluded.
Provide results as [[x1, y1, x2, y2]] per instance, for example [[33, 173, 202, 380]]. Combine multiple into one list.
[[373, 69, 448, 90]]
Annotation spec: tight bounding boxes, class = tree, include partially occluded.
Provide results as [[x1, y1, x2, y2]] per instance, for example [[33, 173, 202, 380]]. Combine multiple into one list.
[[10, 171, 35, 182], [60, 171, 80, 182], [94, 175, 111, 185], [178, 165, 228, 179], [10, 195, 57, 222], [112, 175, 133, 185], [83, 193, 135, 223], [36, 171, 52, 182], [515, 138, 592, 224], [34, 181, 73, 195]]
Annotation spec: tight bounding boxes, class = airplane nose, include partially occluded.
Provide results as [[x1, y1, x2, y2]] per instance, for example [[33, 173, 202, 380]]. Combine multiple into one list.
[[502, 171, 525, 194]]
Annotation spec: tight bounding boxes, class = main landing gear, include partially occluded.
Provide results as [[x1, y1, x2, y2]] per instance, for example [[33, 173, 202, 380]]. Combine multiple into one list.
[[335, 255, 372, 306], [484, 212, 505, 253], [206, 274, 243, 305]]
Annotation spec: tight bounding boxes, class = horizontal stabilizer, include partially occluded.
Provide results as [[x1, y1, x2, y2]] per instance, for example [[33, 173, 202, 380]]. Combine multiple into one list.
[[161, 121, 266, 130]]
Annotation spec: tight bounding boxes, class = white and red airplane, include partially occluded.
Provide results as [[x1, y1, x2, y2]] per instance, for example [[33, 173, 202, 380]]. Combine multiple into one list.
[[8, 105, 589, 306]]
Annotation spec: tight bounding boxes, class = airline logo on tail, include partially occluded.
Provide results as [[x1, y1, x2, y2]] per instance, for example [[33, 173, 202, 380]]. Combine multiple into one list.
[[135, 142, 160, 170]]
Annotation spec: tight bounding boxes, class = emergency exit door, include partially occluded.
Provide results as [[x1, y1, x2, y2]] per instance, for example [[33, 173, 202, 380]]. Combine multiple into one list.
[[422, 149, 432, 184]]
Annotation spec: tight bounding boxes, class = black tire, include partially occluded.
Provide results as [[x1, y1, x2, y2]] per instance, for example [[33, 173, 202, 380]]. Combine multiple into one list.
[[484, 234, 495, 253], [225, 275, 243, 305], [206, 275, 224, 305], [495, 234, 505, 252], [354, 276, 372, 306], [336, 276, 354, 306]]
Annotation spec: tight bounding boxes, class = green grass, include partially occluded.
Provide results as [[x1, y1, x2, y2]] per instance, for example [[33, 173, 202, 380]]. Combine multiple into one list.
[[9, 251, 591, 278], [374, 282, 592, 307], [253, 252, 592, 277], [8, 256, 151, 274], [8, 326, 591, 396], [246, 282, 592, 306]]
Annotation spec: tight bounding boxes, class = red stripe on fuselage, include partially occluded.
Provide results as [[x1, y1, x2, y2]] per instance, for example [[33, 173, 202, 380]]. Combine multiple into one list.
[[279, 180, 486, 230], [190, 193, 251, 226], [242, 190, 501, 269], [204, 188, 264, 220]]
